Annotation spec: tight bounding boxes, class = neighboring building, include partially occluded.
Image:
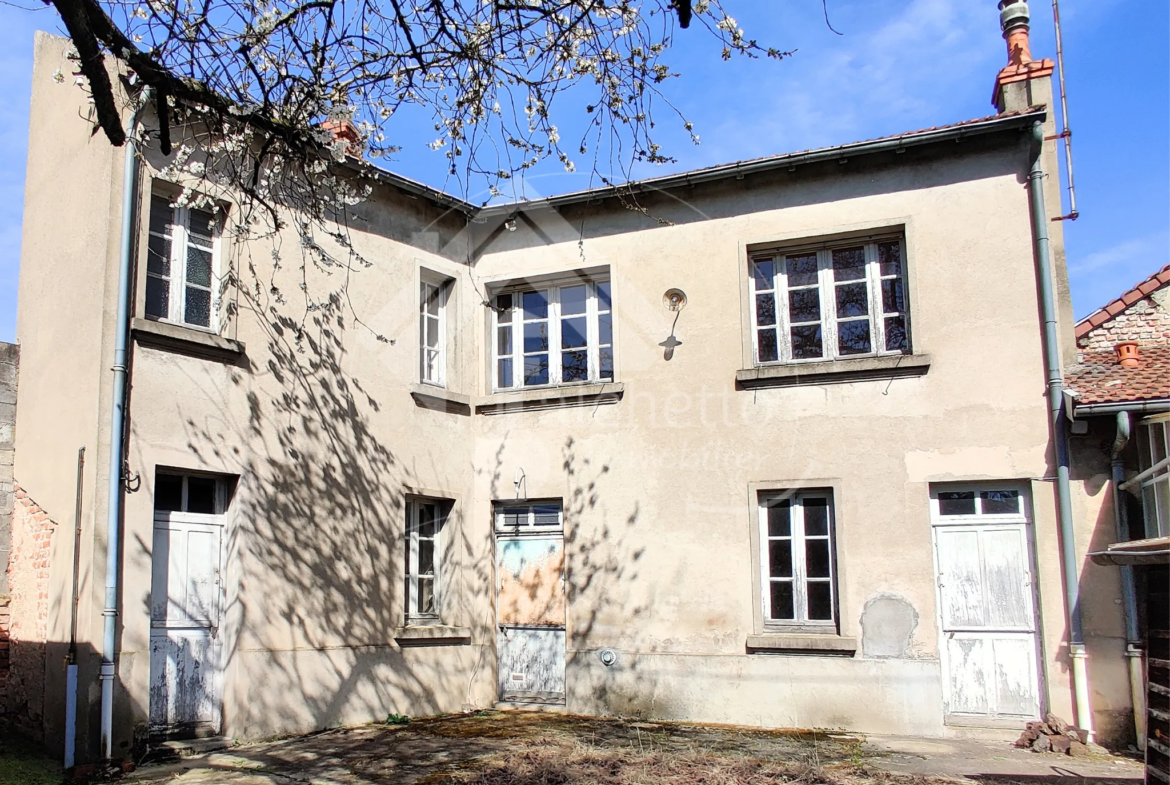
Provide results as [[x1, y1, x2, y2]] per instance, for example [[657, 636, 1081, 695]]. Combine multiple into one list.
[[1066, 265, 1170, 778], [10, 1, 1141, 766]]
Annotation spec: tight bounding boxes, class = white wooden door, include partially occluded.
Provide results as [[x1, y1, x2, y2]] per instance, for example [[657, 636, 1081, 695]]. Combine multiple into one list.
[[931, 488, 1041, 723], [149, 512, 224, 736]]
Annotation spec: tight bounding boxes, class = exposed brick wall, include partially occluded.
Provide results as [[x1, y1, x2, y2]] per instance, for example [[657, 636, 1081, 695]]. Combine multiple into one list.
[[0, 342, 16, 727], [1077, 289, 1170, 352], [3, 485, 55, 740]]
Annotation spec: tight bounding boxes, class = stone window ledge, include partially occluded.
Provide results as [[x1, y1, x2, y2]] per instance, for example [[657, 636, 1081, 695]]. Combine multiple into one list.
[[736, 354, 930, 390], [393, 625, 471, 646], [410, 384, 471, 415], [475, 382, 624, 415], [746, 633, 857, 654], [132, 317, 245, 363]]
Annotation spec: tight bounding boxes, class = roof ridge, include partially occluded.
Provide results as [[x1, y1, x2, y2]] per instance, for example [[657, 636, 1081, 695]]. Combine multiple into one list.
[[1075, 263, 1170, 339]]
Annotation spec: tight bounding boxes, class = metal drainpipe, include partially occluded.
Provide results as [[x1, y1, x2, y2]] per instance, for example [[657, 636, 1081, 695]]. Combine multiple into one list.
[[1028, 120, 1093, 739], [100, 94, 147, 762], [1110, 411, 1146, 749]]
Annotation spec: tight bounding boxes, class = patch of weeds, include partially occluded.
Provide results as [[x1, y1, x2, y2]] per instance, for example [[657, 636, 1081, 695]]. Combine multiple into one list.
[[0, 738, 62, 785], [386, 713, 411, 725]]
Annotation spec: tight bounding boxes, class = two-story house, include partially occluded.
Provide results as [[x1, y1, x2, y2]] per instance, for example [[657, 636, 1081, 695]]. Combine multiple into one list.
[[7, 0, 1138, 766]]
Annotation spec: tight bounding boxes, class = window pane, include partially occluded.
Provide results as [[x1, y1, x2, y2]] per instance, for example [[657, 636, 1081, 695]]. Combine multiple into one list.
[[523, 290, 548, 319], [186, 246, 213, 287], [1155, 480, 1170, 538], [755, 293, 776, 327], [185, 287, 211, 327], [500, 508, 528, 527], [837, 319, 871, 355], [524, 355, 549, 386], [885, 316, 908, 352], [188, 208, 215, 242], [769, 582, 794, 620], [147, 234, 171, 276], [599, 313, 612, 345], [790, 325, 823, 359], [786, 254, 818, 287], [752, 260, 774, 291], [187, 477, 216, 513], [426, 318, 439, 348], [788, 289, 820, 323], [497, 358, 513, 388], [757, 329, 778, 363], [561, 285, 587, 315], [836, 282, 869, 318], [418, 577, 435, 615], [155, 474, 183, 511], [533, 505, 561, 526], [561, 316, 587, 349], [417, 504, 437, 536], [879, 241, 902, 276], [145, 277, 169, 319], [881, 278, 904, 314], [939, 491, 976, 516], [981, 490, 1020, 515], [1153, 423, 1168, 465], [807, 582, 833, 621], [600, 347, 614, 380], [149, 197, 173, 235], [806, 539, 831, 578], [803, 498, 829, 536], [562, 350, 588, 382], [524, 322, 549, 352], [496, 293, 512, 312], [831, 247, 866, 281], [597, 281, 612, 310], [497, 325, 512, 355], [418, 540, 435, 575], [767, 501, 791, 536], [768, 540, 793, 578], [425, 284, 441, 317]]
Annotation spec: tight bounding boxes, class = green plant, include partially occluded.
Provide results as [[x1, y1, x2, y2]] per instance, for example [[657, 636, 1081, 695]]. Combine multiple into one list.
[[386, 713, 411, 726]]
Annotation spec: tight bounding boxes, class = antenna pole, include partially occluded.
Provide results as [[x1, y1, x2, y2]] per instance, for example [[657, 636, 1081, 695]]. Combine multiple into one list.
[[1051, 0, 1079, 220]]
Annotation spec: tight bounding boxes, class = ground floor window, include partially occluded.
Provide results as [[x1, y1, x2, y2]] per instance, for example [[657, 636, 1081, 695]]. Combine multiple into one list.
[[405, 498, 448, 623], [758, 490, 837, 629]]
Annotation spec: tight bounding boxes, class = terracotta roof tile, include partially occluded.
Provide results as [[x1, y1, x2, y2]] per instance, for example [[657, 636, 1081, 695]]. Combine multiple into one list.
[[1065, 347, 1170, 405], [1077, 264, 1170, 339]]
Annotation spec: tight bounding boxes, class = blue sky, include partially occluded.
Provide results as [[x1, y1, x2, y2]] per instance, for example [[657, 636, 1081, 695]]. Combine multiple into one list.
[[0, 0, 1165, 344]]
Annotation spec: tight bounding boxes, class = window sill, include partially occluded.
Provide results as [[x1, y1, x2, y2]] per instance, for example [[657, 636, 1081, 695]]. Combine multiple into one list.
[[132, 318, 245, 363], [475, 382, 624, 415], [393, 625, 471, 646], [746, 633, 858, 654], [736, 353, 930, 390], [410, 384, 471, 416]]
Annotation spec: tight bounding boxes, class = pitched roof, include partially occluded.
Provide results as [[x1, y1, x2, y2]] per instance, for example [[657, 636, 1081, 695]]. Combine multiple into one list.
[[1065, 347, 1170, 405], [1075, 264, 1170, 340]]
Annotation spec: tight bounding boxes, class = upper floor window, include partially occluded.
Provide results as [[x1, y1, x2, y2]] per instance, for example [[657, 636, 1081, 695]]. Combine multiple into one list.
[[1138, 418, 1170, 539], [420, 278, 447, 386], [750, 238, 909, 364], [146, 195, 220, 330], [492, 277, 613, 391]]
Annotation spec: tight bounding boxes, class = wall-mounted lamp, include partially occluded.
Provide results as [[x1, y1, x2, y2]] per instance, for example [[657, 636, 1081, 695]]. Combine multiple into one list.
[[663, 288, 687, 311], [513, 467, 526, 498], [504, 217, 518, 232]]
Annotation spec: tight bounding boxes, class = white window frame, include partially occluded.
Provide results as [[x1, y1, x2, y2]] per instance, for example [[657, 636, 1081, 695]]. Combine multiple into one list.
[[494, 501, 564, 533], [749, 237, 909, 365], [405, 498, 445, 624], [930, 486, 1028, 523], [419, 278, 448, 387], [1139, 418, 1170, 539], [491, 277, 613, 392], [146, 194, 222, 332], [758, 491, 838, 630]]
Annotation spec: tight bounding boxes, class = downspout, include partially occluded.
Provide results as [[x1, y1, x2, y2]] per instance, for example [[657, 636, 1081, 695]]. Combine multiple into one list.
[[1110, 412, 1145, 749], [100, 94, 147, 762], [1029, 120, 1093, 739]]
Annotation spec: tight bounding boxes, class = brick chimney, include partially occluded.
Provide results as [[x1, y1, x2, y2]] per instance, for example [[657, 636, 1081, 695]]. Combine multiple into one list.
[[320, 119, 363, 158], [992, 0, 1056, 113]]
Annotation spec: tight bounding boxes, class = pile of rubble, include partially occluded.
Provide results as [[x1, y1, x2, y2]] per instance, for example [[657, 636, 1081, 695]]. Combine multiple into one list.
[[1014, 714, 1091, 756]]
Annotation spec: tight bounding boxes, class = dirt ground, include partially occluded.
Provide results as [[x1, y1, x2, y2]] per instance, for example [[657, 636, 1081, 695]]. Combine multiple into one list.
[[124, 711, 1146, 785]]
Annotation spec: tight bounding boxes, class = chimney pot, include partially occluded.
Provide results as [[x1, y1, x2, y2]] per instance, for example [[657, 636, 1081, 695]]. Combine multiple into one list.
[[998, 0, 1033, 66], [1115, 341, 1142, 369]]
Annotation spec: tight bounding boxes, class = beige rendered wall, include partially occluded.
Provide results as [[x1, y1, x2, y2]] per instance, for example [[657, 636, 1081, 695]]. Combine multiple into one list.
[[13, 31, 1131, 754]]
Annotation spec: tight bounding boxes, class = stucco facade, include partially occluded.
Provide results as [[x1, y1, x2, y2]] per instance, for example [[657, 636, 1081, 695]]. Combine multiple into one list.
[[11, 24, 1135, 765]]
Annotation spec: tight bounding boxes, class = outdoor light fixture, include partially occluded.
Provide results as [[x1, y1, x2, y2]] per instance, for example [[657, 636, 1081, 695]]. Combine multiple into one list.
[[504, 217, 518, 232], [663, 288, 687, 311]]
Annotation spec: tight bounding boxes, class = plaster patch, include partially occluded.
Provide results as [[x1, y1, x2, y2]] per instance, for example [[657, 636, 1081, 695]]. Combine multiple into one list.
[[904, 446, 1013, 483], [861, 593, 918, 659]]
